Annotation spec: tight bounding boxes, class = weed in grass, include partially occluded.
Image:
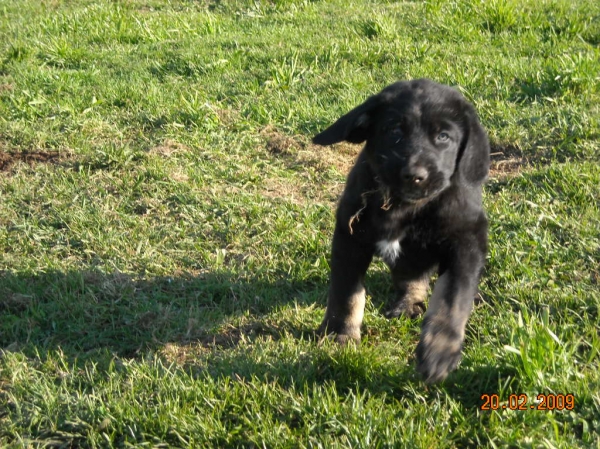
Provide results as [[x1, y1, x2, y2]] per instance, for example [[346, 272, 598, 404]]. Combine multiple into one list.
[[503, 307, 580, 389]]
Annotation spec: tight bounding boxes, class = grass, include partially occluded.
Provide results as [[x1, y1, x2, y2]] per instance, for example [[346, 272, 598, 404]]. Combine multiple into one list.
[[0, 0, 599, 447]]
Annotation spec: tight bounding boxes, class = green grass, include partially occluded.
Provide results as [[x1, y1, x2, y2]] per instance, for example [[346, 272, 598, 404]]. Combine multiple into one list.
[[1, 0, 599, 447]]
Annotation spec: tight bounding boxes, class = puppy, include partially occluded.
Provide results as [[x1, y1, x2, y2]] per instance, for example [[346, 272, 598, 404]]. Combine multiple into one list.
[[313, 79, 490, 383]]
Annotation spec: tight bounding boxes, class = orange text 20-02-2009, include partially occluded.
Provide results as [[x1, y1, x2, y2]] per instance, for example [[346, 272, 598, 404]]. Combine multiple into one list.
[[480, 394, 574, 411]]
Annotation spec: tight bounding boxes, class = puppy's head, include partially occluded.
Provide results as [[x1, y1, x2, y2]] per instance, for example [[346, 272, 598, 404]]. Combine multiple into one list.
[[313, 79, 489, 204]]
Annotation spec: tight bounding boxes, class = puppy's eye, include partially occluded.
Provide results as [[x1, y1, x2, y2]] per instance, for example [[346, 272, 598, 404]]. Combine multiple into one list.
[[389, 126, 403, 136], [436, 132, 450, 142]]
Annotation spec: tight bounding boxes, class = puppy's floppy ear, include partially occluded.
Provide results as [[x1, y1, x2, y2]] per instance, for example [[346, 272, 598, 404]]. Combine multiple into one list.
[[457, 107, 490, 185], [313, 95, 381, 146]]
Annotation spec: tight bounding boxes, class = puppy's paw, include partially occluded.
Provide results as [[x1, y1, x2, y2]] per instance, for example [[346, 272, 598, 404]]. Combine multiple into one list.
[[386, 278, 429, 319], [317, 320, 361, 344], [415, 320, 463, 383], [384, 299, 426, 319]]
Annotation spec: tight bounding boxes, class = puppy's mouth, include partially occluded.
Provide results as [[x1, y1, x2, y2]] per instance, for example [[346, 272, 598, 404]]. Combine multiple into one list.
[[403, 184, 446, 202], [397, 190, 442, 205], [377, 178, 446, 207]]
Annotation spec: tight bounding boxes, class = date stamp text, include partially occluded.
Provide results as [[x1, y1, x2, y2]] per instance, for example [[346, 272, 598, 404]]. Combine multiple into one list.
[[480, 394, 574, 411]]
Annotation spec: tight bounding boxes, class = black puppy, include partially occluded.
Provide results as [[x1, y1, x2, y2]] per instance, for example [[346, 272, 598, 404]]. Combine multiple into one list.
[[313, 79, 489, 383]]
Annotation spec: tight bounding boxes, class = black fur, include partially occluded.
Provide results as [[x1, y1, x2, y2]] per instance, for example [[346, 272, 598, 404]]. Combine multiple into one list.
[[313, 79, 490, 383]]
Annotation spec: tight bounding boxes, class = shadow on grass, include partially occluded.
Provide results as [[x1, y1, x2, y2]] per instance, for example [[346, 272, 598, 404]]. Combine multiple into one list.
[[0, 266, 408, 356], [1, 269, 534, 449], [0, 268, 324, 358], [1, 267, 520, 403]]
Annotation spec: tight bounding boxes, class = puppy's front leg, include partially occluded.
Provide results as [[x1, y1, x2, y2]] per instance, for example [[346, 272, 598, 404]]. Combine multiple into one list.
[[416, 246, 485, 382], [318, 229, 373, 344]]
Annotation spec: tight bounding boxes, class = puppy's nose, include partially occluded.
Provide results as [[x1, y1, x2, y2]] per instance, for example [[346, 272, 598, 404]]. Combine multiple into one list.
[[401, 166, 428, 184]]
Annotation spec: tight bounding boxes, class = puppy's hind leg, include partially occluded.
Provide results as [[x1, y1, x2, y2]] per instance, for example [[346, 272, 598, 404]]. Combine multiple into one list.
[[384, 258, 432, 318], [384, 272, 430, 319], [318, 228, 373, 344]]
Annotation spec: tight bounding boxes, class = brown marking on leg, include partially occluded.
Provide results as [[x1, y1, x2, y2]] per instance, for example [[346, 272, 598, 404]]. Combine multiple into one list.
[[385, 275, 430, 319], [318, 286, 365, 343]]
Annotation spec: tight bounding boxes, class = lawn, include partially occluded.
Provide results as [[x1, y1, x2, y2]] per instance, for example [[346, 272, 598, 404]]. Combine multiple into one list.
[[0, 0, 599, 447]]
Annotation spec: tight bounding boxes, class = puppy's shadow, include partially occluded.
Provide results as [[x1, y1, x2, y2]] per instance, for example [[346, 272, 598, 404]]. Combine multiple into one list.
[[2, 267, 513, 401], [0, 268, 325, 360]]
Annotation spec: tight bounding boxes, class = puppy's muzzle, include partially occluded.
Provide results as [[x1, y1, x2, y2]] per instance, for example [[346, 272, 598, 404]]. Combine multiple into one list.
[[401, 165, 429, 185]]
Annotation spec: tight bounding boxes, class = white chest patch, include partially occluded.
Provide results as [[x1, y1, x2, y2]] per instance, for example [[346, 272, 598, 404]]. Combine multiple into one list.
[[376, 239, 401, 265]]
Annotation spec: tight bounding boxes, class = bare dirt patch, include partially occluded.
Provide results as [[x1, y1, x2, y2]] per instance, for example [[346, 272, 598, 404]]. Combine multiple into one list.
[[198, 317, 315, 350], [318, 141, 361, 175], [158, 321, 295, 366], [263, 127, 360, 175], [489, 143, 528, 179], [200, 321, 285, 349], [261, 128, 359, 203], [148, 139, 191, 157], [265, 134, 298, 157], [0, 150, 65, 172]]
